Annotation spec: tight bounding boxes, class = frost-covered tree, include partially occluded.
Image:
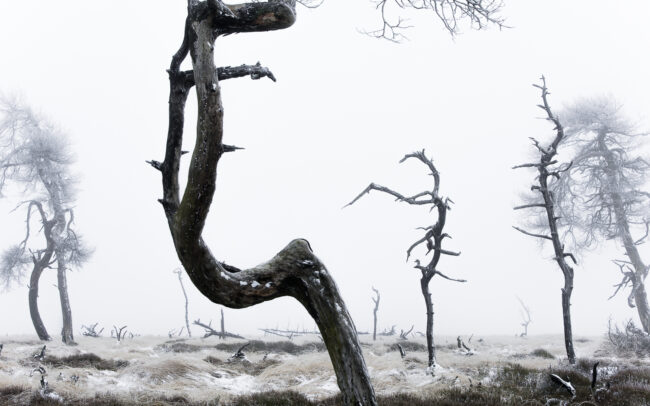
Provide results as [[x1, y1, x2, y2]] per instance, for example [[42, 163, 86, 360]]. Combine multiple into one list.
[[146, 1, 503, 404], [0, 97, 90, 344], [549, 96, 650, 333]]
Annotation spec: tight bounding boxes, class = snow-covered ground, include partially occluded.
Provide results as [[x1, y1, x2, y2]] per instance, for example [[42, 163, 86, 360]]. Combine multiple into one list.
[[0, 334, 635, 403]]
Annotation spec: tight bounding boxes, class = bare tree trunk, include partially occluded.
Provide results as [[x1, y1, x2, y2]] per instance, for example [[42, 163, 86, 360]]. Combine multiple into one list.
[[371, 287, 379, 341], [561, 280, 575, 363], [56, 253, 74, 345], [220, 308, 225, 340], [174, 269, 192, 337], [421, 277, 435, 368], [150, 4, 377, 405], [598, 132, 650, 333], [28, 265, 50, 341], [27, 202, 56, 341], [38, 168, 75, 345]]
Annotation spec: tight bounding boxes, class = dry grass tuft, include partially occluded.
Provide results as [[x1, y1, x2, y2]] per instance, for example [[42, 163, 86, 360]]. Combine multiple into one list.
[[214, 340, 325, 355], [530, 348, 555, 359], [43, 353, 128, 371]]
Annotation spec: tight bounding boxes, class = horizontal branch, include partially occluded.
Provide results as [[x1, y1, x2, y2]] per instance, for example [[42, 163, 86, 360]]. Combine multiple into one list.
[[434, 270, 467, 283], [513, 203, 546, 210], [210, 1, 297, 35], [217, 63, 276, 82], [512, 226, 552, 240]]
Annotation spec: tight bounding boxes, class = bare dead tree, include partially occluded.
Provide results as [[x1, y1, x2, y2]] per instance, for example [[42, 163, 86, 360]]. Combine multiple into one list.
[[456, 335, 471, 352], [146, 2, 381, 403], [379, 325, 397, 336], [193, 318, 244, 339], [371, 287, 380, 341], [399, 325, 414, 340], [0, 343, 3, 357], [81, 323, 104, 338], [366, 0, 505, 42], [0, 98, 91, 345], [545, 96, 650, 333], [516, 296, 532, 337], [112, 325, 127, 343], [513, 76, 577, 364], [173, 268, 192, 338], [346, 150, 464, 370]]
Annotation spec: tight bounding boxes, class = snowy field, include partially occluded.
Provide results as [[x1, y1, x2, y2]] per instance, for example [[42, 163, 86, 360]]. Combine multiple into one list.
[[1, 333, 644, 404]]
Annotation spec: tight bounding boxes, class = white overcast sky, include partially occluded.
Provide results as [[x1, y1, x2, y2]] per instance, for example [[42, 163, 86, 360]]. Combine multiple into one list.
[[1, 1, 649, 341]]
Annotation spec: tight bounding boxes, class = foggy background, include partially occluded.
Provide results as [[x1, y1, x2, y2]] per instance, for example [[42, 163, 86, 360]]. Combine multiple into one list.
[[0, 1, 648, 341]]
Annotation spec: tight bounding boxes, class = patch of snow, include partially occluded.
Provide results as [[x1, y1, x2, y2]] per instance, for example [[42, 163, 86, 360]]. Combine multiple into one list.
[[251, 281, 260, 288], [239, 281, 248, 286]]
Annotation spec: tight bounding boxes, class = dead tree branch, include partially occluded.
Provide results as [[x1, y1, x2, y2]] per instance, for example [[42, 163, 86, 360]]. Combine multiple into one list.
[[81, 323, 104, 338], [194, 318, 244, 339], [365, 0, 505, 42], [400, 325, 414, 340], [112, 325, 127, 342], [173, 268, 192, 338]]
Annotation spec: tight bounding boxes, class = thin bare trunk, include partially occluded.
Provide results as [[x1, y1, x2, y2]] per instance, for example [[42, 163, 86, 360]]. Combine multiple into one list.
[[421, 277, 435, 368], [220, 309, 225, 340], [371, 287, 379, 341], [56, 253, 74, 344], [175, 269, 192, 337], [28, 265, 50, 341]]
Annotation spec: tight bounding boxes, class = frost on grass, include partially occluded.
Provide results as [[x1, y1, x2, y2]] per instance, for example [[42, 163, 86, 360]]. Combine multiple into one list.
[[0, 335, 648, 405]]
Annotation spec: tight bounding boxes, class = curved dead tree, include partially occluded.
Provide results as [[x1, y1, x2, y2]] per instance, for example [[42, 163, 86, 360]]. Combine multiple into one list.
[[513, 76, 577, 364], [346, 150, 464, 370], [148, 1, 375, 404]]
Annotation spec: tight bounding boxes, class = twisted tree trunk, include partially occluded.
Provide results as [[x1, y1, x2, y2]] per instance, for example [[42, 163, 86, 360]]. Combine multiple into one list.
[[29, 265, 50, 341], [150, 2, 377, 404], [598, 131, 650, 333], [27, 202, 56, 341]]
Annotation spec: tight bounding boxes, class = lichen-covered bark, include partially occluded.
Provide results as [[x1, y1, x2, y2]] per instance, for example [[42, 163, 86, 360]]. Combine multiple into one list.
[[154, 2, 377, 404]]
